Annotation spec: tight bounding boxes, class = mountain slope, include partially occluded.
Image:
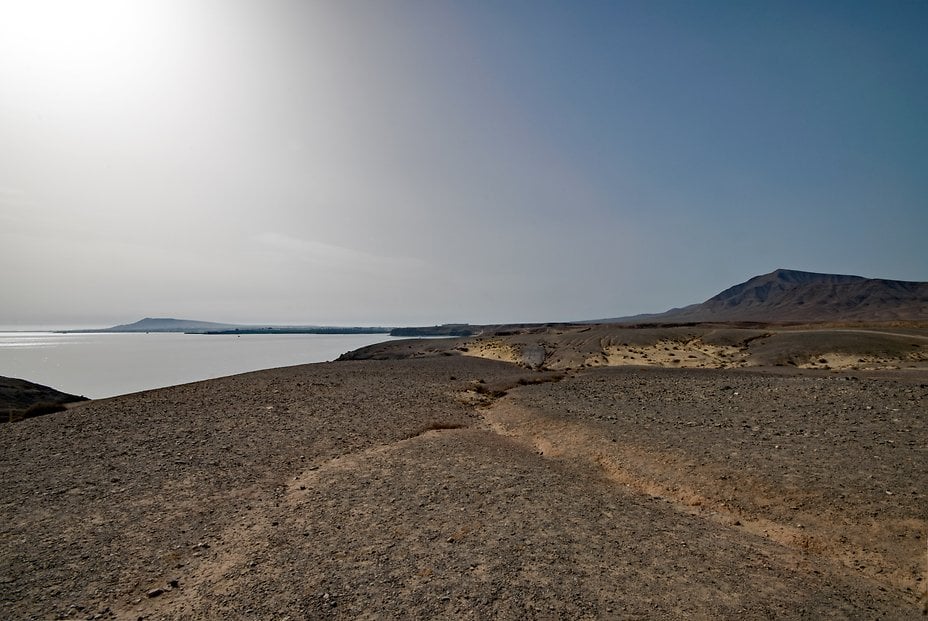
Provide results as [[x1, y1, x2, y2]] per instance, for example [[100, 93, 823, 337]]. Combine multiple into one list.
[[102, 318, 244, 332], [612, 269, 928, 323]]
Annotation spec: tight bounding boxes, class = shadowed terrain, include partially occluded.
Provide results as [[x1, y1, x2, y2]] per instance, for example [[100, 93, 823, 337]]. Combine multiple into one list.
[[0, 376, 88, 423]]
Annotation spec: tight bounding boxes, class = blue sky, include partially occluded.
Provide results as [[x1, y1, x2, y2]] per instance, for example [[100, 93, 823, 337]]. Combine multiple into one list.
[[1, 1, 925, 327]]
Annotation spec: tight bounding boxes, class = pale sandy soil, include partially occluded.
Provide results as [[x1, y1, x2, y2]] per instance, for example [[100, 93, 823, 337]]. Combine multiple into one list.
[[454, 325, 928, 372], [463, 337, 748, 369], [458, 339, 524, 365], [2, 327, 927, 619]]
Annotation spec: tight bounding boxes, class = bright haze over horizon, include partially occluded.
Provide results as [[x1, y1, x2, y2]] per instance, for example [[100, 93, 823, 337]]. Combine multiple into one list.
[[2, 1, 926, 329]]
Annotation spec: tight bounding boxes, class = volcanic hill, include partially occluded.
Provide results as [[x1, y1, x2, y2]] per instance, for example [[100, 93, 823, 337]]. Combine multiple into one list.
[[610, 268, 928, 323]]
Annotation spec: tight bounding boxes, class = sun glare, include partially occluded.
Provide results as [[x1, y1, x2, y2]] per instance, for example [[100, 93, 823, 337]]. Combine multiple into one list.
[[2, 0, 173, 101]]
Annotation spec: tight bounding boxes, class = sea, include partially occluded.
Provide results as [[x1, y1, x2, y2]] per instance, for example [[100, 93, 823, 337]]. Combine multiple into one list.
[[0, 332, 398, 399]]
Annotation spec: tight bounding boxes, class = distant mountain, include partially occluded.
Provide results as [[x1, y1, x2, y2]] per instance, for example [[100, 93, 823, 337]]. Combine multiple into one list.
[[607, 269, 928, 323], [101, 318, 244, 333]]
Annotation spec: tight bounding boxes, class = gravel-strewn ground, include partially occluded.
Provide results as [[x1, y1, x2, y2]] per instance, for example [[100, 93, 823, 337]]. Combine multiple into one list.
[[495, 367, 927, 608], [1, 346, 926, 619]]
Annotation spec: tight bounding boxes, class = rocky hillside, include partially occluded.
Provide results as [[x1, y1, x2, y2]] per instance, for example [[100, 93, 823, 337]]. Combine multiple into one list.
[[614, 269, 928, 323], [0, 376, 88, 423]]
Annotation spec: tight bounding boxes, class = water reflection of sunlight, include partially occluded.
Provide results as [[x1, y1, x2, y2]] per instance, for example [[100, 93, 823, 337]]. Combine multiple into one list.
[[0, 333, 66, 348]]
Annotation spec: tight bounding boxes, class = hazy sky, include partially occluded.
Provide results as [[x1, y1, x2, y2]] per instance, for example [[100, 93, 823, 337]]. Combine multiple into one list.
[[1, 1, 926, 327]]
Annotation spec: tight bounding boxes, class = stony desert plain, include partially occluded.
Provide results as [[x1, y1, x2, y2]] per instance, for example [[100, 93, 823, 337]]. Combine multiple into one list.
[[2, 323, 927, 619]]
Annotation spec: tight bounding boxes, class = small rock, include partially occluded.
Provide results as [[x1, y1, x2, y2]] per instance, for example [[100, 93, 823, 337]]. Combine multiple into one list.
[[146, 588, 164, 598]]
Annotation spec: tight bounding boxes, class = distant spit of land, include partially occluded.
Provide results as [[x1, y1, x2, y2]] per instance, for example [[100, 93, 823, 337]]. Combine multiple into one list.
[[58, 317, 393, 335]]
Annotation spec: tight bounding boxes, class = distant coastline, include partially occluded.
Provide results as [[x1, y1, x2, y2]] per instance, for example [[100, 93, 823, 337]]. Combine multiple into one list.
[[204, 327, 391, 335], [51, 317, 480, 338], [55, 317, 393, 335]]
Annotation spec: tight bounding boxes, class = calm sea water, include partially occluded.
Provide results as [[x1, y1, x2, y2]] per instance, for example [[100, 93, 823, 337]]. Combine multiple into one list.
[[0, 332, 397, 399]]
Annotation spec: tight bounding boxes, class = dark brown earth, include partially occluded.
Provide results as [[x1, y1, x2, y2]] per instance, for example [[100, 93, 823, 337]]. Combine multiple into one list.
[[1, 327, 926, 619], [0, 376, 88, 423]]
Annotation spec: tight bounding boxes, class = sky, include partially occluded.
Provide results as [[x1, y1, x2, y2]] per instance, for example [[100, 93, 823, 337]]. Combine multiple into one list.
[[1, 0, 926, 328]]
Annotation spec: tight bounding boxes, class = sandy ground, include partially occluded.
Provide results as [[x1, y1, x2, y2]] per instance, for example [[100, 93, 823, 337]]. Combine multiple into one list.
[[2, 328, 927, 619], [450, 325, 928, 372]]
